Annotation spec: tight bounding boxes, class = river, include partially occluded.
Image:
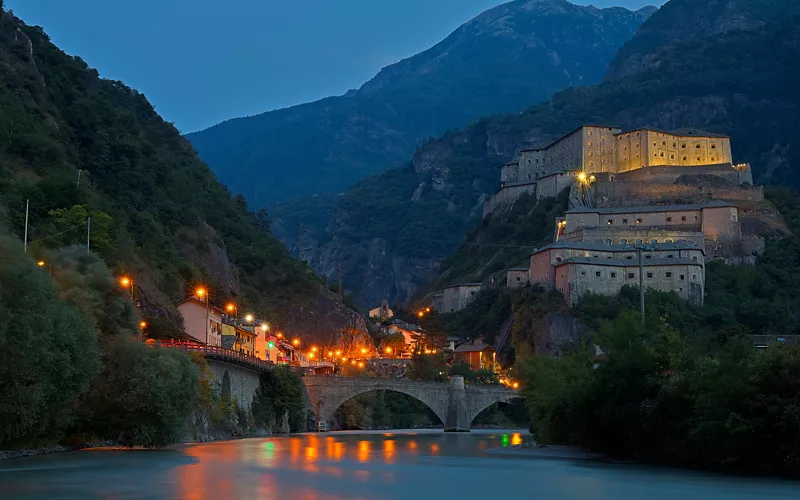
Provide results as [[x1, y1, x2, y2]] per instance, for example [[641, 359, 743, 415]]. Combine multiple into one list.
[[0, 430, 797, 499]]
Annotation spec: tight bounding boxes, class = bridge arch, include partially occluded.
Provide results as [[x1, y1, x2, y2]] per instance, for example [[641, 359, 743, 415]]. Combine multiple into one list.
[[464, 388, 521, 427], [304, 377, 450, 428]]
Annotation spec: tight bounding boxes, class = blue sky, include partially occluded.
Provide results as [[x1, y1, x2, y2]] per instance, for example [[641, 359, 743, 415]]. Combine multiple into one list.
[[7, 0, 665, 133]]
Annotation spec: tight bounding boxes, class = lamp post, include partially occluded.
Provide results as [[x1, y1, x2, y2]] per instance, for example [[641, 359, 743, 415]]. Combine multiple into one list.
[[120, 276, 135, 300], [195, 287, 210, 344], [37, 260, 52, 276], [633, 245, 653, 325]]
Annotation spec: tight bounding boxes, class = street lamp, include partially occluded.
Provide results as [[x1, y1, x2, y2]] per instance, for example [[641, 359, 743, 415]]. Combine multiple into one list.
[[261, 323, 269, 333], [120, 276, 134, 300], [385, 347, 393, 355], [292, 339, 300, 347], [360, 348, 367, 355], [245, 314, 254, 323], [37, 260, 52, 276], [195, 287, 207, 301]]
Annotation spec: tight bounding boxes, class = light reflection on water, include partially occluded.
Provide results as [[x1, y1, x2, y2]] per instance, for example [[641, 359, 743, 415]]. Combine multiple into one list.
[[0, 431, 798, 500]]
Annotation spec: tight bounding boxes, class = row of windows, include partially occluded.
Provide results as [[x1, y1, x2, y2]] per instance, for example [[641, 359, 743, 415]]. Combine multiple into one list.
[[557, 253, 701, 262], [582, 270, 698, 281], [604, 215, 700, 226]]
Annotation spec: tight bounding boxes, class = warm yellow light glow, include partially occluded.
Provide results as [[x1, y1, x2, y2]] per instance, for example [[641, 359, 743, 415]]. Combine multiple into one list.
[[418, 311, 424, 318], [308, 353, 315, 359], [578, 172, 587, 182], [37, 261, 45, 267], [512, 382, 520, 389], [360, 348, 367, 354], [424, 349, 431, 354], [335, 350, 341, 356], [226, 303, 235, 312], [245, 314, 254, 323], [292, 339, 300, 346], [277, 332, 283, 338], [385, 347, 392, 354], [120, 277, 131, 287], [311, 346, 318, 352], [426, 307, 431, 313], [358, 362, 364, 368], [328, 351, 334, 357], [341, 357, 347, 362], [139, 321, 147, 329], [351, 360, 357, 366], [195, 287, 206, 297], [261, 323, 269, 332]]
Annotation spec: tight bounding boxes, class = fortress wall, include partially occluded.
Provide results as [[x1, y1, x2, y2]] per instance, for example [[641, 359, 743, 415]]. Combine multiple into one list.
[[483, 183, 537, 217], [594, 182, 763, 208]]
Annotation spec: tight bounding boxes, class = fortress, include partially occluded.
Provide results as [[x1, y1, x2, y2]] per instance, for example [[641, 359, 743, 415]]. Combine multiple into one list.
[[481, 124, 768, 308], [484, 125, 758, 216]]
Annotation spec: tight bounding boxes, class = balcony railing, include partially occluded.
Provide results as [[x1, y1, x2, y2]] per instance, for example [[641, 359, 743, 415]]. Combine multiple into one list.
[[160, 340, 275, 372]]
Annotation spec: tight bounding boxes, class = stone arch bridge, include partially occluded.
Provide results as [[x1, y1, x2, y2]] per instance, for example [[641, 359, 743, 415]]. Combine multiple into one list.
[[303, 375, 520, 432]]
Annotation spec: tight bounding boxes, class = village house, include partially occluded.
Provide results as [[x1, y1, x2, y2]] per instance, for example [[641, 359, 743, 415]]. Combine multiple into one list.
[[506, 268, 531, 289], [369, 300, 394, 322], [432, 283, 483, 314], [454, 339, 497, 372], [177, 297, 223, 347], [221, 322, 258, 356]]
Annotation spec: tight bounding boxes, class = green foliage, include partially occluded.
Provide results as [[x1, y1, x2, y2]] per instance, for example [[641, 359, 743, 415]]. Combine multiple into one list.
[[252, 365, 306, 432], [407, 353, 448, 382], [76, 337, 200, 448], [523, 313, 800, 477], [448, 361, 499, 385], [0, 232, 101, 447], [49, 246, 138, 338]]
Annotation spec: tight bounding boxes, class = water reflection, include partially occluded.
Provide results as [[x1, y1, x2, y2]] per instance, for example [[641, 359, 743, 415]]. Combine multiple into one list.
[[2, 431, 799, 500]]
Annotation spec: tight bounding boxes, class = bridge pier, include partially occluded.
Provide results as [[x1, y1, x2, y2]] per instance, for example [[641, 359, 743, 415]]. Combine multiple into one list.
[[444, 376, 469, 432]]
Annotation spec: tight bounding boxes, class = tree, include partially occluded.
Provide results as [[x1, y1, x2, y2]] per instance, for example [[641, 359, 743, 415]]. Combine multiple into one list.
[[0, 232, 101, 447], [254, 365, 306, 432], [77, 337, 200, 447]]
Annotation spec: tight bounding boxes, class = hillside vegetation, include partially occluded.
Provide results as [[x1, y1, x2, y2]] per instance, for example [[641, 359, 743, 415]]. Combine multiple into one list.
[[0, 9, 326, 329]]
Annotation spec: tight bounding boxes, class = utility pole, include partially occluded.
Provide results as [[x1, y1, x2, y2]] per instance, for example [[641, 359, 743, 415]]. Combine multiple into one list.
[[23, 199, 29, 252], [636, 247, 646, 325], [77, 169, 82, 187], [86, 216, 91, 253]]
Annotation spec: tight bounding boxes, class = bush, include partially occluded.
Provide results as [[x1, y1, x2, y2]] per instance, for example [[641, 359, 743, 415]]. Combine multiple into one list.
[[0, 233, 101, 447], [78, 338, 200, 447]]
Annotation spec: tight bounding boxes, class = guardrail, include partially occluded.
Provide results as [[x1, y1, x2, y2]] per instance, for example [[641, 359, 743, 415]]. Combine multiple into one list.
[[160, 340, 275, 373]]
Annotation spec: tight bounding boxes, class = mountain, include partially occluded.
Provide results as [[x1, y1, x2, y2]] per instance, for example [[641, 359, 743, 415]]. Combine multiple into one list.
[[298, 0, 800, 308], [605, 0, 800, 80], [0, 8, 373, 350], [187, 0, 654, 208]]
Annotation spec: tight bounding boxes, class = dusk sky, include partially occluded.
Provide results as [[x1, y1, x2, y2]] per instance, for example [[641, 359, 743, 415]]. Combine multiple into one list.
[[7, 0, 666, 133]]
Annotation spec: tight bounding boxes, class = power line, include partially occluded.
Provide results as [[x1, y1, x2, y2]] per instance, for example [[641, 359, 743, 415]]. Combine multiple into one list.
[[29, 220, 87, 244]]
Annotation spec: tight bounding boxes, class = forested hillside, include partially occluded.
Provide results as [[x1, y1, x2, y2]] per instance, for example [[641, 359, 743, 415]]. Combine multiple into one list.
[[190, 0, 653, 208], [303, 0, 800, 307], [0, 8, 367, 338]]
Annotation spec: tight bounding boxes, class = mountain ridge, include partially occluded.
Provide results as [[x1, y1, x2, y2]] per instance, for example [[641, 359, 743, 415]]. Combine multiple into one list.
[[188, 0, 653, 207]]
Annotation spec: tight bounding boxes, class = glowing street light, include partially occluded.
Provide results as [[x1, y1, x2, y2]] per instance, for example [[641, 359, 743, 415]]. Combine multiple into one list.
[[385, 347, 393, 355], [37, 260, 45, 267], [311, 346, 318, 352], [261, 323, 269, 332], [119, 276, 134, 300], [360, 348, 367, 355], [418, 311, 424, 318], [335, 350, 342, 356], [327, 351, 334, 357], [292, 339, 300, 347], [308, 352, 315, 359], [276, 332, 284, 339], [578, 172, 587, 183], [139, 321, 147, 329], [226, 303, 236, 315], [245, 314, 254, 323], [358, 362, 364, 368], [512, 382, 520, 389], [195, 287, 206, 298]]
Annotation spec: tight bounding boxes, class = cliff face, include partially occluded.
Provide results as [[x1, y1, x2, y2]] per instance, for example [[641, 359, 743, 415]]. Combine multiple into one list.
[[300, 3, 800, 308], [189, 0, 653, 208]]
